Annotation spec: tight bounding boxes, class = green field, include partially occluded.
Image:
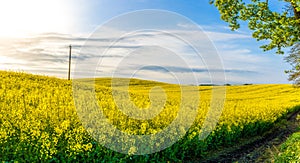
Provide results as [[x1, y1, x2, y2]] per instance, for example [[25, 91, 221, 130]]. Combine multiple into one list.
[[0, 70, 300, 162], [275, 114, 300, 162], [276, 132, 300, 162]]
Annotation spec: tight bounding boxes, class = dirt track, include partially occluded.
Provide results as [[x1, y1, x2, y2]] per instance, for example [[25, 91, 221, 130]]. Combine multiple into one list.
[[199, 108, 300, 163]]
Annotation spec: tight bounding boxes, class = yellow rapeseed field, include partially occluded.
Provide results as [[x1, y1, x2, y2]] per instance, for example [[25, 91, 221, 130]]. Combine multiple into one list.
[[0, 70, 299, 161]]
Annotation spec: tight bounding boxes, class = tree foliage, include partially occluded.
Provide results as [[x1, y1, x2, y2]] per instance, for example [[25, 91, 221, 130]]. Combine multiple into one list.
[[285, 43, 300, 85], [210, 0, 300, 54]]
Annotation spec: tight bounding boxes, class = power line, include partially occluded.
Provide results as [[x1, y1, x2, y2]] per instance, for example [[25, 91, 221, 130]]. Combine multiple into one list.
[[68, 45, 72, 80]]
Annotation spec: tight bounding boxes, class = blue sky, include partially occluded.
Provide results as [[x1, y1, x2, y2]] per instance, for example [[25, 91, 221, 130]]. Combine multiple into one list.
[[0, 0, 292, 84]]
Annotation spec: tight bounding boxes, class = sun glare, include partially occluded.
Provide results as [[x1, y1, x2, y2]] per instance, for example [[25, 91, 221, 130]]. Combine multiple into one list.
[[0, 0, 74, 37]]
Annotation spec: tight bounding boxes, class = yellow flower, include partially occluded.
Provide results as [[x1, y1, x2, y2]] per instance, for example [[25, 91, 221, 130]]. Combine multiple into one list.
[[83, 143, 93, 151], [128, 146, 137, 155]]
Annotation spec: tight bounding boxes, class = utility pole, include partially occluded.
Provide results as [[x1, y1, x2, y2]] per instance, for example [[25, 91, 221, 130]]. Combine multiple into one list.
[[68, 45, 72, 80]]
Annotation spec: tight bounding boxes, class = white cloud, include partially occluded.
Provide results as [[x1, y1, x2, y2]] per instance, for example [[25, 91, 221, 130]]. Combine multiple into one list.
[[205, 31, 251, 41], [0, 26, 289, 84]]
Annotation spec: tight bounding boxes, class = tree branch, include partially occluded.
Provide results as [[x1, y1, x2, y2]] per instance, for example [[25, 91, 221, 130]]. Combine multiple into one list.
[[291, 1, 300, 19]]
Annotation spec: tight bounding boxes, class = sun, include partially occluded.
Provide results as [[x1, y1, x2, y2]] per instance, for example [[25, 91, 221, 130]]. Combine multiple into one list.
[[0, 0, 74, 37]]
